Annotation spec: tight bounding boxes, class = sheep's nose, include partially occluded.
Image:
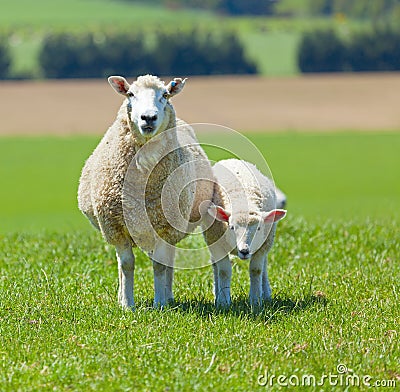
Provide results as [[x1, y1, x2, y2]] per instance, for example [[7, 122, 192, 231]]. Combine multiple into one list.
[[238, 246, 250, 260], [141, 113, 158, 123]]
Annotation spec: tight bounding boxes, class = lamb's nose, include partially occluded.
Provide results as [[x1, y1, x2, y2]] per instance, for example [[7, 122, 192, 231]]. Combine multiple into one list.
[[239, 247, 249, 256], [141, 113, 158, 123]]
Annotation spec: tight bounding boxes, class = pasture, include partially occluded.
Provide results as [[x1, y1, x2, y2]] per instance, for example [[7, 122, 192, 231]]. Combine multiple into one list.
[[1, 222, 398, 390], [0, 132, 399, 390], [0, 74, 399, 390], [0, 132, 399, 234]]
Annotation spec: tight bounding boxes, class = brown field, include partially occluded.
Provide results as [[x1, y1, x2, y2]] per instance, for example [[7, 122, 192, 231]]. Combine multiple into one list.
[[1, 73, 400, 135]]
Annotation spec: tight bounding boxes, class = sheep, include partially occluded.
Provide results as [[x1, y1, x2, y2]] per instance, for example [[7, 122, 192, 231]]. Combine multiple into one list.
[[201, 159, 287, 307], [77, 74, 213, 309]]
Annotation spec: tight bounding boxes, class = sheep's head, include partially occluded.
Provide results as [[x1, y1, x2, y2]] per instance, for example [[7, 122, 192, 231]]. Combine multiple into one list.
[[108, 74, 186, 138], [208, 205, 286, 260]]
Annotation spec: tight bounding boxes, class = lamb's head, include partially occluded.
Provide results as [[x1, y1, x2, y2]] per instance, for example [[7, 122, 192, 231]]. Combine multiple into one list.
[[208, 205, 286, 260], [108, 74, 186, 138]]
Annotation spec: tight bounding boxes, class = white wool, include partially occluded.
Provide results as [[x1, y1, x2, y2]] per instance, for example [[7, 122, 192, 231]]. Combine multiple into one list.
[[78, 75, 214, 308], [134, 74, 165, 90], [212, 159, 277, 216], [202, 159, 286, 308]]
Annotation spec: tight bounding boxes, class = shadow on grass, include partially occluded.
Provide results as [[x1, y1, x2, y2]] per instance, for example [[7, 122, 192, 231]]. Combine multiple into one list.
[[154, 294, 328, 322]]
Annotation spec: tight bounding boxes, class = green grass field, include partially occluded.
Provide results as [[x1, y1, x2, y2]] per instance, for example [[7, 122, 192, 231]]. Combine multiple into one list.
[[1, 221, 398, 390], [1, 132, 398, 233], [0, 132, 399, 390]]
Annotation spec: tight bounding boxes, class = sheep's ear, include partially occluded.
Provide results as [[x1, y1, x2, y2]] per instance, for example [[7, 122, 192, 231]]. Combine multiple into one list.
[[208, 204, 230, 222], [108, 76, 131, 96], [166, 78, 187, 97], [263, 209, 287, 223]]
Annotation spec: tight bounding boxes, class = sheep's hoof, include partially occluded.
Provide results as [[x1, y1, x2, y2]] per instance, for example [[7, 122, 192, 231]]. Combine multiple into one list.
[[120, 303, 135, 312], [250, 299, 264, 313]]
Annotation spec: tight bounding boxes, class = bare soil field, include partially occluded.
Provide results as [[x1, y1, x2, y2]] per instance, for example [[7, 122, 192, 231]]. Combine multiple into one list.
[[1, 74, 399, 135]]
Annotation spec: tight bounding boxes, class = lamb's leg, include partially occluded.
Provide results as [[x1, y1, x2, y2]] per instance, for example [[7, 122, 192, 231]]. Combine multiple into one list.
[[261, 254, 272, 301], [215, 256, 232, 307], [116, 244, 135, 309], [249, 252, 264, 307], [211, 259, 219, 301], [152, 240, 175, 308]]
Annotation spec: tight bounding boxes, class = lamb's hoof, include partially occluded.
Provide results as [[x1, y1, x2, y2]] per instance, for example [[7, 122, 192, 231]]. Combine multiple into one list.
[[262, 296, 272, 304], [153, 300, 167, 309], [215, 300, 231, 309], [153, 299, 175, 309]]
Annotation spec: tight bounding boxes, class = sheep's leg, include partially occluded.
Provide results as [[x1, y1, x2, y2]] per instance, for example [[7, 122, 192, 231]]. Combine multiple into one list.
[[152, 260, 167, 308], [249, 252, 264, 307], [116, 244, 135, 309], [165, 266, 174, 304], [152, 241, 175, 308], [215, 256, 232, 307], [261, 254, 272, 301]]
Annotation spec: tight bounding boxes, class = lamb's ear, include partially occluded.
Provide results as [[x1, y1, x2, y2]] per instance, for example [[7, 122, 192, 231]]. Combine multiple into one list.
[[208, 204, 230, 222], [263, 209, 287, 223], [108, 76, 130, 96], [166, 78, 187, 97]]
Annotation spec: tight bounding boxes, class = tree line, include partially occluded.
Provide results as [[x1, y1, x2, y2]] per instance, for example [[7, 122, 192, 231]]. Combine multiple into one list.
[[126, 0, 400, 19], [124, 0, 276, 15], [298, 27, 400, 73], [0, 29, 257, 80], [2, 25, 400, 79], [308, 0, 400, 19]]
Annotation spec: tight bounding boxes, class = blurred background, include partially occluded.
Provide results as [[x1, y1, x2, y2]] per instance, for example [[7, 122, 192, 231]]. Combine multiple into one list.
[[0, 0, 399, 232], [2, 0, 400, 79]]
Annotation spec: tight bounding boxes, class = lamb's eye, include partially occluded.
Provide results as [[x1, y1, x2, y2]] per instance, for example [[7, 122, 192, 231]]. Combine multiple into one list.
[[230, 225, 234, 230], [257, 227, 261, 231], [127, 91, 134, 98], [162, 92, 169, 99]]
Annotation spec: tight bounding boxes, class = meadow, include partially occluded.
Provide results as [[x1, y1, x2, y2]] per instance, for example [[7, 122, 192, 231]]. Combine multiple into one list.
[[0, 132, 399, 390], [0, 132, 399, 233]]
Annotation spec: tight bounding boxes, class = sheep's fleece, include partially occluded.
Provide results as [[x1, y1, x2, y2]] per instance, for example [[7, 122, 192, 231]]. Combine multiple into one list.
[[78, 74, 213, 308]]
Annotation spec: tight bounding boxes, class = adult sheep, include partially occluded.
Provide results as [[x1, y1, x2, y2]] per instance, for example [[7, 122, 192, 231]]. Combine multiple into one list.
[[202, 159, 286, 307], [78, 75, 213, 309]]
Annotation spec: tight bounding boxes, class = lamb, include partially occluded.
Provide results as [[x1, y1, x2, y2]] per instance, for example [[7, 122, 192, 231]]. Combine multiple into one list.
[[77, 74, 213, 309], [202, 159, 287, 307]]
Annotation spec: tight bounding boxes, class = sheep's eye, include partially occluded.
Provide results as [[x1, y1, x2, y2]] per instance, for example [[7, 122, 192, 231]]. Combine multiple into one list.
[[230, 225, 234, 230], [162, 92, 169, 99], [257, 227, 261, 231], [127, 91, 134, 98]]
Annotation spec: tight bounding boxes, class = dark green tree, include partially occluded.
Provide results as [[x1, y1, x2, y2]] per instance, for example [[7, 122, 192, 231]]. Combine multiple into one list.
[[298, 29, 347, 73], [217, 0, 276, 15], [309, 0, 334, 15], [348, 28, 400, 71], [0, 37, 11, 79], [149, 29, 257, 76], [39, 32, 149, 78]]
